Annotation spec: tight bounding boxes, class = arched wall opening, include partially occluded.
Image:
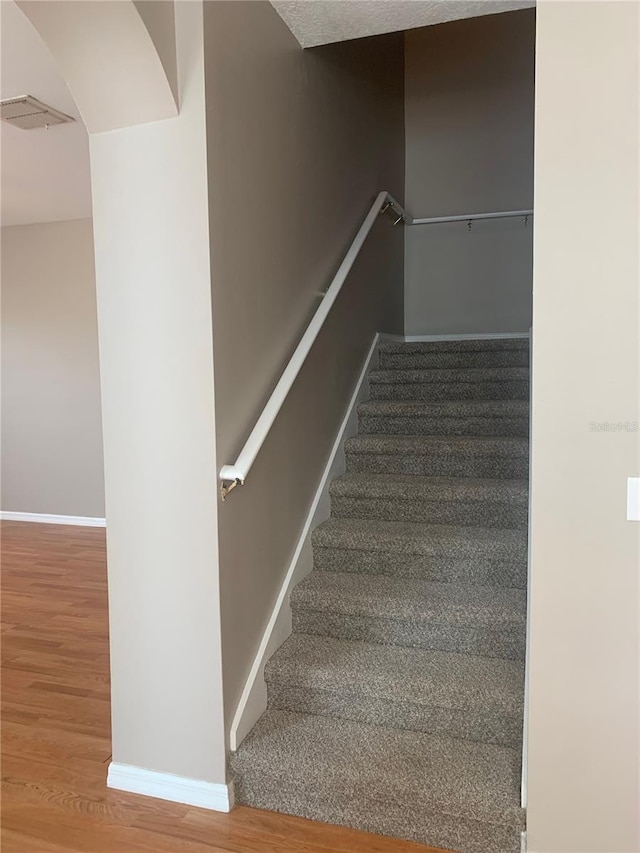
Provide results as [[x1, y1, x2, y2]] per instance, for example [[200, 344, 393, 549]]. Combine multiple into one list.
[[16, 0, 178, 133]]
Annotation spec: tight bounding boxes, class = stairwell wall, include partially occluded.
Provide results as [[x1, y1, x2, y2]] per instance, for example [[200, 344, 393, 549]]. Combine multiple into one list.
[[404, 9, 535, 335], [203, 1, 405, 730]]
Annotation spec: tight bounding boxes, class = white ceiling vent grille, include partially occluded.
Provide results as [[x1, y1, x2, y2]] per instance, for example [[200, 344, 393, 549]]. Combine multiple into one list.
[[0, 95, 75, 130]]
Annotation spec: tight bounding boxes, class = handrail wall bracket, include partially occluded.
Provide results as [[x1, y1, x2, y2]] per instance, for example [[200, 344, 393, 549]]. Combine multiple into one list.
[[220, 478, 241, 501], [220, 464, 246, 501], [380, 199, 407, 226]]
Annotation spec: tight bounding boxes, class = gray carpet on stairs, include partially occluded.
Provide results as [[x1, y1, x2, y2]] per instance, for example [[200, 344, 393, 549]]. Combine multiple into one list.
[[345, 433, 529, 478], [358, 399, 530, 437], [230, 337, 529, 853], [330, 472, 529, 527], [233, 710, 526, 853], [291, 571, 526, 659], [312, 517, 528, 587], [266, 634, 525, 747]]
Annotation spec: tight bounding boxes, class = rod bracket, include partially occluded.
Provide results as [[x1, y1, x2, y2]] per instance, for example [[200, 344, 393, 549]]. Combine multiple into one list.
[[220, 478, 242, 501], [380, 200, 405, 226]]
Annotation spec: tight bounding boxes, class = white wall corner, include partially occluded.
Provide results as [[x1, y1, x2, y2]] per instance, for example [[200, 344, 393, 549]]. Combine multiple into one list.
[[107, 762, 234, 812], [229, 332, 381, 752], [0, 511, 106, 527]]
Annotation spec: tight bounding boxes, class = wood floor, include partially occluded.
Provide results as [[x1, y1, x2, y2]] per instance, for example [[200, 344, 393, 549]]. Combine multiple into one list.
[[1, 521, 447, 853]]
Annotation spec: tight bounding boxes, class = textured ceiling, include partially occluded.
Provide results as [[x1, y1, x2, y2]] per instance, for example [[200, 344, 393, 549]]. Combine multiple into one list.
[[271, 0, 535, 48]]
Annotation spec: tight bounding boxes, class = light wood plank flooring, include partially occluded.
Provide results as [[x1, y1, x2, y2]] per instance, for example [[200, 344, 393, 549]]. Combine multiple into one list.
[[1, 520, 448, 853]]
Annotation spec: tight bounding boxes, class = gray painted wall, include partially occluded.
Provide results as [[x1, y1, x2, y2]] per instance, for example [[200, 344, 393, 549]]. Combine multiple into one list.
[[404, 9, 535, 335], [203, 1, 405, 725], [1, 219, 105, 517]]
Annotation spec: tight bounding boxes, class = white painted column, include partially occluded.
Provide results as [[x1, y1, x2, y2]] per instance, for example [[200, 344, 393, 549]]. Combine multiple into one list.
[[526, 2, 639, 851], [89, 1, 227, 803]]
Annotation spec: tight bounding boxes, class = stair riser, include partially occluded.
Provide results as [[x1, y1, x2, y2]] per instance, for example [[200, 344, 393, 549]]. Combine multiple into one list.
[[312, 546, 527, 588], [266, 683, 523, 748], [292, 610, 526, 660], [379, 351, 529, 370], [331, 496, 528, 528], [232, 781, 522, 853], [346, 453, 528, 479], [370, 380, 530, 401], [359, 415, 529, 437]]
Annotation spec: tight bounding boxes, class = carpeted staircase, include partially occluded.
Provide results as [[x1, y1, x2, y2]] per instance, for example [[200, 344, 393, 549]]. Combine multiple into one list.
[[231, 338, 529, 853]]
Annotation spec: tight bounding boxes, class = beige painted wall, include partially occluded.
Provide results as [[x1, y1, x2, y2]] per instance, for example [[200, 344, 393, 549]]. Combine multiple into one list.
[[527, 2, 639, 851], [89, 0, 226, 784], [1, 219, 105, 518], [404, 9, 535, 334], [203, 1, 405, 725]]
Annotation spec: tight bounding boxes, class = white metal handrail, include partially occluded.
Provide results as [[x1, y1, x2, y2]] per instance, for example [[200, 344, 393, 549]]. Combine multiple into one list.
[[411, 209, 533, 226], [219, 190, 407, 499]]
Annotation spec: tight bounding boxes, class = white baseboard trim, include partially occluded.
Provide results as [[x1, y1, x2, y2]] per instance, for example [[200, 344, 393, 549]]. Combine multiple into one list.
[[520, 830, 527, 853], [0, 511, 106, 528], [107, 762, 234, 812], [229, 332, 381, 752], [402, 332, 530, 342]]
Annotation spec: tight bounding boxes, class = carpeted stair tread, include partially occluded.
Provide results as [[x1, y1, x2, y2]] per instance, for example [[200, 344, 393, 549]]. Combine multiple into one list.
[[312, 518, 527, 587], [330, 472, 528, 504], [265, 634, 525, 746], [291, 571, 526, 627], [358, 399, 530, 437], [329, 473, 528, 528], [369, 366, 529, 385], [368, 372, 529, 402], [313, 516, 527, 560], [345, 433, 528, 457], [231, 709, 525, 853], [379, 350, 529, 371], [358, 399, 529, 418], [379, 338, 529, 354], [345, 434, 528, 478]]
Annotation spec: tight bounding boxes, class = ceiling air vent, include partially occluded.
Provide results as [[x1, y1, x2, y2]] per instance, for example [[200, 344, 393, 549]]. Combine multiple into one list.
[[0, 95, 75, 130]]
